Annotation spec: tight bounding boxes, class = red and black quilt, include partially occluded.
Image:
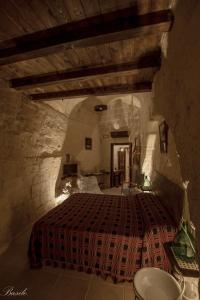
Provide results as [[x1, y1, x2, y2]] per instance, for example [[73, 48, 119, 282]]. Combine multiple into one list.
[[136, 193, 177, 271], [28, 192, 177, 282]]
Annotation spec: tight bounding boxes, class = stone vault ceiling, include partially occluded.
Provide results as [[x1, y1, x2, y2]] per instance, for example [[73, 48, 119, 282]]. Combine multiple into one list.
[[99, 96, 140, 134]]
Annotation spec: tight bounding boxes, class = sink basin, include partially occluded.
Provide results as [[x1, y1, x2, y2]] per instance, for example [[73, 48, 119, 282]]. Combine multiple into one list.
[[133, 267, 182, 300]]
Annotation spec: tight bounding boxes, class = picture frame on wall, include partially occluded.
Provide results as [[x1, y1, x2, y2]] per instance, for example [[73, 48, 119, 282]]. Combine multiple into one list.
[[85, 137, 92, 150], [159, 120, 169, 153], [133, 136, 141, 165]]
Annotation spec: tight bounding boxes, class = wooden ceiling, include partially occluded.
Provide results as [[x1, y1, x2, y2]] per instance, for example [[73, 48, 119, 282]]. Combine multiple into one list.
[[0, 0, 172, 100]]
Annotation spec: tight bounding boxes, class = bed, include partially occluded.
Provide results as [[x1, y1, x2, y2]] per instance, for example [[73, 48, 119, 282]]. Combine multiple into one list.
[[28, 192, 177, 282]]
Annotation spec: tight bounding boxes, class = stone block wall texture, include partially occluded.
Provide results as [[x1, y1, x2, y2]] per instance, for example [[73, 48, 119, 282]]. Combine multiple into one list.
[[151, 128, 183, 225], [153, 0, 200, 255], [0, 89, 67, 254], [153, 129, 182, 187]]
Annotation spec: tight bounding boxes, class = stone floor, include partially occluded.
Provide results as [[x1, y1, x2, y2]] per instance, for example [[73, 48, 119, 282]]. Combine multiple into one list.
[[0, 188, 135, 300]]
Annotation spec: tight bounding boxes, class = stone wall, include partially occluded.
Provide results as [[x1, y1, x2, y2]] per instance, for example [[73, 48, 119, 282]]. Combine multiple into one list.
[[153, 0, 200, 255], [62, 100, 101, 173], [0, 89, 67, 254], [153, 128, 182, 186], [151, 127, 184, 225]]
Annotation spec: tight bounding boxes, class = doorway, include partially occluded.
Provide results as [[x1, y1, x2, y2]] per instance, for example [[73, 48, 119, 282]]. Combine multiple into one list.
[[110, 143, 132, 187]]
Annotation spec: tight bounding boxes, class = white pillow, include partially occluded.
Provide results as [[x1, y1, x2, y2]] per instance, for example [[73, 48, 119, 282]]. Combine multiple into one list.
[[77, 176, 88, 191], [77, 176, 103, 194]]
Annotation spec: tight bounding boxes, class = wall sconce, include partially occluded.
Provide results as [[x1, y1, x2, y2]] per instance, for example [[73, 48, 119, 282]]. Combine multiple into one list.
[[94, 105, 107, 111], [159, 120, 169, 153]]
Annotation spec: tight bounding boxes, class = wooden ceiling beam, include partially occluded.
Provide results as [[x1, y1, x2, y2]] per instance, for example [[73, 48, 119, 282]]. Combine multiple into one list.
[[29, 82, 152, 101], [0, 8, 173, 65], [11, 51, 160, 90]]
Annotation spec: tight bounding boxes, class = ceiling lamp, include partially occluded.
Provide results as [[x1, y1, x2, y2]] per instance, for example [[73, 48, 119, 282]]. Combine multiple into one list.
[[94, 105, 107, 112]]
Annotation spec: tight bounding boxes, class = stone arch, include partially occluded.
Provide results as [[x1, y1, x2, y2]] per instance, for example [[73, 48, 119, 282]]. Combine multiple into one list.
[[54, 94, 143, 197]]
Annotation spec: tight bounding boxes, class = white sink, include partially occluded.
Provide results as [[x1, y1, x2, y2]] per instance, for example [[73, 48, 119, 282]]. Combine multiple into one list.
[[134, 267, 182, 300]]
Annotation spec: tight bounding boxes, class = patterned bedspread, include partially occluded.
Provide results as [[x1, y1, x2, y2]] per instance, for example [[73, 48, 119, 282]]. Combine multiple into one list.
[[136, 193, 177, 271], [28, 192, 177, 282]]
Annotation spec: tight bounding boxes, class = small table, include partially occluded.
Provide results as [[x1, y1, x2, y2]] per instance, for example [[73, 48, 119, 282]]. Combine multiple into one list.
[[165, 242, 199, 300], [165, 242, 199, 278]]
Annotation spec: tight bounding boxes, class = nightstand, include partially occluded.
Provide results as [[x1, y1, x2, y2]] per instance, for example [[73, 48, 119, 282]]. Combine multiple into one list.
[[165, 242, 199, 300]]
